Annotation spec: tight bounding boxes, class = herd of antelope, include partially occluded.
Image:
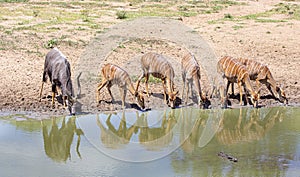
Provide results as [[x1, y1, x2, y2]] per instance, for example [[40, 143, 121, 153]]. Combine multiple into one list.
[[39, 48, 288, 115]]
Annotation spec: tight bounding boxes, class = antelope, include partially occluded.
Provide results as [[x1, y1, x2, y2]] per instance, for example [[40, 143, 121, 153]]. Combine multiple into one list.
[[181, 53, 210, 108], [135, 52, 178, 108], [42, 117, 83, 162], [217, 56, 260, 107], [39, 47, 81, 115], [211, 78, 227, 108], [96, 63, 145, 109], [230, 58, 288, 104]]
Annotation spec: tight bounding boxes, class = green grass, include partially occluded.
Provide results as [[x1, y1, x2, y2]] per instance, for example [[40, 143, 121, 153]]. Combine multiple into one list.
[[241, 3, 300, 21], [116, 11, 127, 19], [131, 75, 161, 84], [232, 25, 243, 30], [208, 2, 300, 25], [0, 0, 28, 2]]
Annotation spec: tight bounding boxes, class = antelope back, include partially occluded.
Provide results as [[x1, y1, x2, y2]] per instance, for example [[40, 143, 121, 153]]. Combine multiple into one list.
[[182, 53, 200, 78], [45, 48, 74, 97], [218, 56, 248, 81], [101, 63, 131, 85], [235, 58, 268, 78], [141, 52, 175, 80]]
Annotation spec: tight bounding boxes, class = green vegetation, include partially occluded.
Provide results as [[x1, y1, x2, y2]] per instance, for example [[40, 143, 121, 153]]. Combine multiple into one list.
[[116, 11, 127, 19], [1, 0, 296, 55], [224, 13, 233, 19], [0, 0, 28, 2], [131, 75, 161, 84], [232, 25, 243, 30], [271, 3, 300, 20], [44, 38, 59, 49], [0, 114, 58, 132], [208, 2, 300, 24]]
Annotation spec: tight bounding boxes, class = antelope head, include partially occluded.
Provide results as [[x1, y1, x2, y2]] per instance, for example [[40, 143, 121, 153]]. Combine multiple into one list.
[[135, 91, 145, 109], [276, 86, 288, 104], [168, 91, 179, 109], [201, 91, 211, 109], [66, 72, 82, 115], [249, 89, 260, 108]]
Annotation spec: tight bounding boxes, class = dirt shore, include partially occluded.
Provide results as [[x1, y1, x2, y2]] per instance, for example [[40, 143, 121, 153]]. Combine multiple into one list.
[[0, 0, 299, 116]]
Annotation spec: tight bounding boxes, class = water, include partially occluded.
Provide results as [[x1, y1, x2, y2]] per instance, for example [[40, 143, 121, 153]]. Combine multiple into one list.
[[0, 107, 300, 177]]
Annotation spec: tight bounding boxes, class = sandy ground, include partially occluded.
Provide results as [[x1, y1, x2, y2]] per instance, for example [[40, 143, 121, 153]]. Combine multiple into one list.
[[0, 0, 299, 116]]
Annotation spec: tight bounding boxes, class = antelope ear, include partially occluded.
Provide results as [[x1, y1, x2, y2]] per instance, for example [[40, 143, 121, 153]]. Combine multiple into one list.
[[174, 90, 179, 95]]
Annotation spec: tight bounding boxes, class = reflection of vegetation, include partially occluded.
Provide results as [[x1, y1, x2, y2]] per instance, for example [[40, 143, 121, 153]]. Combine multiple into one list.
[[0, 114, 52, 132], [42, 117, 83, 163]]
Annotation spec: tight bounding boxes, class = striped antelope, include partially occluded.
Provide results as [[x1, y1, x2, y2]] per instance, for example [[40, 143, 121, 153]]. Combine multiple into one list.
[[230, 58, 288, 104], [135, 52, 178, 108], [39, 47, 81, 115], [181, 53, 210, 108], [96, 63, 145, 109], [217, 56, 260, 107], [211, 78, 227, 108]]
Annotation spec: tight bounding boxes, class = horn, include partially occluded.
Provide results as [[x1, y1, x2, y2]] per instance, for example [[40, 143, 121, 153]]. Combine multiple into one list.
[[76, 72, 82, 99], [66, 92, 74, 103]]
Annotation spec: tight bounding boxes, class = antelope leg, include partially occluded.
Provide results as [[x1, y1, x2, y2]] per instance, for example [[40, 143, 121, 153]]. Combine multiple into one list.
[[39, 82, 44, 101], [96, 80, 108, 103], [238, 81, 243, 106], [51, 84, 56, 108], [107, 83, 114, 103], [145, 74, 150, 97], [135, 73, 145, 93]]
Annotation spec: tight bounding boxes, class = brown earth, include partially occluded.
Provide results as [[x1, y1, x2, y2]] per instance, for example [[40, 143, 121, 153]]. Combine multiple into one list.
[[0, 0, 299, 117]]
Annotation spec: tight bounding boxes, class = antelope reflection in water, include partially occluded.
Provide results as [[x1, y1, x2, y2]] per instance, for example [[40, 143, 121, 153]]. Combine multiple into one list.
[[216, 107, 287, 145], [138, 109, 177, 151], [42, 117, 84, 163], [96, 111, 139, 149], [179, 108, 223, 153], [178, 107, 286, 152], [96, 109, 177, 151]]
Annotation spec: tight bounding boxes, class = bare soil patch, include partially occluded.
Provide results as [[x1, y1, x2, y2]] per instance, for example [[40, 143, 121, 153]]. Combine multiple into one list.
[[0, 0, 299, 116]]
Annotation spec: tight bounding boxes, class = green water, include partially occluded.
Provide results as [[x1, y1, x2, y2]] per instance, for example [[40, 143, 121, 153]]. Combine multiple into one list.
[[0, 107, 299, 177]]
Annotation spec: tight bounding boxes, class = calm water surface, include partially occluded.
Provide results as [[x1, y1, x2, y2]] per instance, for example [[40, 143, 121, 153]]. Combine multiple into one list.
[[0, 107, 300, 177]]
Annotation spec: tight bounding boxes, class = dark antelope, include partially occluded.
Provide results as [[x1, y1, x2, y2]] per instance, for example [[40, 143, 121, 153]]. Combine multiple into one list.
[[96, 63, 145, 109], [181, 52, 210, 108], [135, 52, 178, 108], [39, 47, 81, 115], [231, 58, 288, 104], [217, 56, 260, 107]]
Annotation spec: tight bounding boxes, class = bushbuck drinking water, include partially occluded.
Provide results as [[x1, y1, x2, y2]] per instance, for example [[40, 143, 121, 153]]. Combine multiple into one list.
[[39, 47, 81, 115], [96, 63, 145, 109], [135, 52, 178, 108], [230, 58, 288, 104], [217, 56, 260, 107], [181, 52, 211, 108]]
